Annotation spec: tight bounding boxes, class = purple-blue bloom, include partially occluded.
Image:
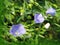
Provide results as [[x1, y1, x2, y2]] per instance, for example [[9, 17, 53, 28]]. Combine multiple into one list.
[[10, 24, 26, 36], [34, 13, 44, 23], [46, 7, 56, 16]]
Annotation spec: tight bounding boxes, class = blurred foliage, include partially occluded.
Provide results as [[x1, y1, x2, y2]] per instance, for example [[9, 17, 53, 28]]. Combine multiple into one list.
[[0, 0, 60, 45]]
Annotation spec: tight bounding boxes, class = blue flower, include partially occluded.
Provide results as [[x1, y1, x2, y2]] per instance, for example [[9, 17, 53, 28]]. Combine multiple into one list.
[[46, 7, 56, 16], [10, 24, 26, 36], [34, 13, 44, 23]]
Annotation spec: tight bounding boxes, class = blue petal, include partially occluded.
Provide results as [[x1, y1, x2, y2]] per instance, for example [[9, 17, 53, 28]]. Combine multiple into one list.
[[34, 14, 44, 23], [46, 7, 56, 16], [10, 24, 26, 36]]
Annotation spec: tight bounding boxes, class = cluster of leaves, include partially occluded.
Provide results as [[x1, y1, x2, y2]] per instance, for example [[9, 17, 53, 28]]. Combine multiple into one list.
[[0, 0, 60, 44]]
